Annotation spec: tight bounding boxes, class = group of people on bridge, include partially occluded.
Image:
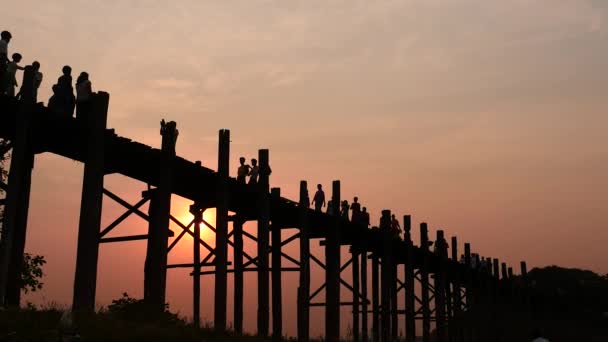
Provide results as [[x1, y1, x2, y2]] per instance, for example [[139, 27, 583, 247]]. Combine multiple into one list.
[[237, 156, 272, 185], [0, 30, 93, 119]]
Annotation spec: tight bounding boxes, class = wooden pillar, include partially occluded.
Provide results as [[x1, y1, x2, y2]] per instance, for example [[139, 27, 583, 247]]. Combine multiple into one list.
[[72, 92, 109, 312], [0, 67, 35, 306], [463, 243, 472, 341], [143, 119, 176, 312], [419, 223, 431, 342], [257, 149, 270, 337], [434, 231, 447, 342], [191, 204, 203, 327], [372, 253, 380, 342], [361, 246, 369, 342], [390, 259, 398, 341], [271, 188, 282, 340], [352, 246, 360, 341], [4, 134, 33, 307], [297, 181, 310, 342], [501, 263, 508, 280], [325, 180, 341, 342], [451, 236, 463, 342], [493, 259, 499, 280], [233, 216, 244, 334], [215, 129, 230, 332], [380, 210, 392, 342], [404, 216, 416, 342]]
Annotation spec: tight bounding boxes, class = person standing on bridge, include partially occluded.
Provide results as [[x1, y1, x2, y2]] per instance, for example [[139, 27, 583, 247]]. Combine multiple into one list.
[[350, 196, 361, 223], [0, 31, 11, 92], [340, 200, 350, 220], [391, 214, 402, 239], [75, 71, 92, 119], [56, 66, 75, 116], [312, 184, 326, 211], [362, 207, 370, 228], [237, 157, 250, 183], [248, 158, 259, 185], [5, 53, 24, 97]]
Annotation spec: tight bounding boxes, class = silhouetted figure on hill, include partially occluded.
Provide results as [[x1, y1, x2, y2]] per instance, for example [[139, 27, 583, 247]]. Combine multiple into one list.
[[341, 200, 349, 220], [350, 196, 361, 222], [312, 184, 325, 211], [57, 66, 76, 116], [237, 157, 250, 183], [0, 31, 11, 92], [75, 71, 92, 119], [391, 214, 401, 239], [248, 158, 259, 185], [362, 207, 370, 228]]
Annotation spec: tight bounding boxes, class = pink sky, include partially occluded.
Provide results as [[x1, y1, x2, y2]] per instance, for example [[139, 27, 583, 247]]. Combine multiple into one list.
[[2, 0, 607, 337]]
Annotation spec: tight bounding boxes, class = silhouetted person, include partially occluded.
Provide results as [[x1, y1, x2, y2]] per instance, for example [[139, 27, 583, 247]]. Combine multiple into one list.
[[5, 53, 24, 97], [75, 71, 92, 119], [57, 66, 75, 116], [48, 84, 61, 114], [391, 214, 401, 238], [237, 157, 250, 183], [0, 31, 11, 92], [362, 207, 370, 228], [341, 200, 349, 220], [31, 61, 42, 102], [327, 198, 335, 215], [312, 184, 325, 211], [350, 196, 361, 223], [248, 158, 259, 185]]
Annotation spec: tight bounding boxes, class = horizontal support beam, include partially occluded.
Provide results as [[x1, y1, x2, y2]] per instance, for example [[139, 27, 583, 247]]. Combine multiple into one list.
[[99, 234, 149, 243], [193, 267, 299, 276], [167, 262, 232, 269], [309, 301, 359, 307]]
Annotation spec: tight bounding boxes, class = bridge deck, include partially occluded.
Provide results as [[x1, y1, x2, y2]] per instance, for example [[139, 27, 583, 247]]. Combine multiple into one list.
[[0, 94, 462, 272]]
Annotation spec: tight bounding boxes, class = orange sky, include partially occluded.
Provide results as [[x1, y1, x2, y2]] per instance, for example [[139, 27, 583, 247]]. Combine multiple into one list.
[[3, 0, 607, 337]]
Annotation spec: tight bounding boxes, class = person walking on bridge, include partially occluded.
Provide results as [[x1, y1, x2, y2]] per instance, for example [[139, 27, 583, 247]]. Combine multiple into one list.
[[5, 53, 24, 97], [56, 66, 75, 116], [312, 184, 325, 211], [350, 196, 361, 223], [248, 158, 259, 185]]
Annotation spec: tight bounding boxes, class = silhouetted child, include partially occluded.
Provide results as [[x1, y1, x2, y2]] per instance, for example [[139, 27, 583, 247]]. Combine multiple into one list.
[[57, 66, 75, 116], [327, 198, 335, 215], [312, 184, 325, 211], [341, 200, 349, 219], [75, 71, 92, 119], [5, 53, 24, 97], [350, 196, 361, 223], [237, 157, 250, 183], [248, 158, 259, 185]]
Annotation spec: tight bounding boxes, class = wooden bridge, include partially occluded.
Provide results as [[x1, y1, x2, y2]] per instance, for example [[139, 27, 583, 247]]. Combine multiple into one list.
[[0, 67, 530, 341]]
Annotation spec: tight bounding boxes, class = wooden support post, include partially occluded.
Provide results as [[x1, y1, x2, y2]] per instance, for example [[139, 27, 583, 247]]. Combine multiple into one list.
[[0, 67, 35, 306], [420, 223, 431, 342], [297, 181, 310, 342], [271, 188, 283, 340], [501, 263, 508, 280], [361, 246, 369, 342], [215, 129, 230, 332], [391, 258, 398, 341], [380, 210, 392, 342], [352, 245, 360, 342], [233, 216, 244, 334], [257, 149, 270, 337], [463, 243, 472, 342], [325, 180, 341, 342], [191, 204, 203, 327], [434, 230, 447, 342], [143, 119, 177, 312], [493, 259, 499, 280], [404, 215, 416, 342], [72, 92, 109, 312], [372, 253, 380, 342], [451, 236, 463, 342]]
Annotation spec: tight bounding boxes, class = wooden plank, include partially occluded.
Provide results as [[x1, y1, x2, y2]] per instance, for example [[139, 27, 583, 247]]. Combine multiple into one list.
[[215, 129, 229, 332], [72, 92, 109, 312]]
